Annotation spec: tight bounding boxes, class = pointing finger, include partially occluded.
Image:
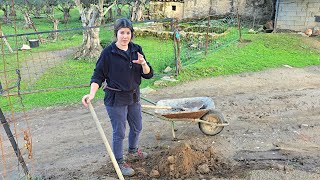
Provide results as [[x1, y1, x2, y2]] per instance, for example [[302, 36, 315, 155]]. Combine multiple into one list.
[[137, 52, 143, 58]]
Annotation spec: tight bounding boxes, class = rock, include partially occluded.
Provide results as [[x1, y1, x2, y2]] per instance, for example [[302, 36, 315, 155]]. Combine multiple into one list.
[[313, 26, 319, 35], [149, 169, 160, 178], [264, 20, 274, 30], [140, 86, 156, 94], [167, 156, 175, 164], [248, 29, 256, 34], [305, 28, 313, 37], [179, 31, 186, 38], [161, 76, 178, 82], [154, 80, 166, 86], [155, 131, 161, 140], [190, 44, 198, 49], [208, 146, 215, 156], [183, 143, 191, 150], [283, 65, 293, 68], [163, 66, 172, 73], [258, 27, 264, 32], [204, 151, 211, 158], [297, 32, 308, 37], [284, 165, 294, 172], [299, 124, 309, 128], [169, 164, 175, 171], [198, 164, 210, 174], [136, 167, 148, 176]]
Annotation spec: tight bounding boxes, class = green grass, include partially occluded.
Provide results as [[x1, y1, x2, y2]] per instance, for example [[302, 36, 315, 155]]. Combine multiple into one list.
[[178, 33, 320, 81], [134, 37, 175, 72]]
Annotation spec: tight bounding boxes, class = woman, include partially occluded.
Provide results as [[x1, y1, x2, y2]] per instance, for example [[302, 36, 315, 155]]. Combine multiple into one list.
[[82, 18, 153, 176]]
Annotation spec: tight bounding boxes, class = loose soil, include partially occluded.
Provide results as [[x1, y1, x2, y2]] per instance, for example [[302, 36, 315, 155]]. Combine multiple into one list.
[[3, 65, 320, 179]]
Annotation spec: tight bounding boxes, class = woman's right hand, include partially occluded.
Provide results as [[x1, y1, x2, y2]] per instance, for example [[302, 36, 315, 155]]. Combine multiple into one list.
[[82, 94, 94, 107], [82, 82, 99, 107]]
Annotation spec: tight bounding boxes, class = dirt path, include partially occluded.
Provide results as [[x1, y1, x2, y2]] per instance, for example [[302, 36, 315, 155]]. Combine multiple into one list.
[[4, 65, 320, 179], [21, 47, 77, 86]]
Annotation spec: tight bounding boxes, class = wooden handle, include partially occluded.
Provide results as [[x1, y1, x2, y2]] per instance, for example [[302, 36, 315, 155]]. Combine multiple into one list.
[[88, 102, 125, 180], [141, 104, 173, 109]]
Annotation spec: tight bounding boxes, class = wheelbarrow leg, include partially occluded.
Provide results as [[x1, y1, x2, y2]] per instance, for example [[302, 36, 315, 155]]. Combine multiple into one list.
[[171, 121, 177, 141]]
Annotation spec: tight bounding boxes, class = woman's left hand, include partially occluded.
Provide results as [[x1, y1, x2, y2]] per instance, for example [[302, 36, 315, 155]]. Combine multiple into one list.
[[132, 52, 146, 65]]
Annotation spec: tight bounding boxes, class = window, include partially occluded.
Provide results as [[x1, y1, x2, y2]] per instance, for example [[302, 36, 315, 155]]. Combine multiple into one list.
[[172, 5, 176, 11]]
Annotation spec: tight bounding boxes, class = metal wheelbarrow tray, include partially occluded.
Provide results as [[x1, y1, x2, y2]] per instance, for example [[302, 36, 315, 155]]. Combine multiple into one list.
[[144, 97, 229, 138]]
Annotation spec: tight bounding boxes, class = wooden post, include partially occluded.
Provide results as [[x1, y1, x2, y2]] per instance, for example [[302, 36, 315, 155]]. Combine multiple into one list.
[[205, 7, 211, 56], [0, 108, 29, 177], [175, 30, 181, 75], [237, 7, 243, 42], [0, 135, 7, 179], [173, 19, 181, 75]]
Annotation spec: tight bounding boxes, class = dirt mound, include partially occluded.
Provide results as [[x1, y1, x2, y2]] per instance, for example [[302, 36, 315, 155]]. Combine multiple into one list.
[[127, 143, 239, 179], [158, 143, 207, 178]]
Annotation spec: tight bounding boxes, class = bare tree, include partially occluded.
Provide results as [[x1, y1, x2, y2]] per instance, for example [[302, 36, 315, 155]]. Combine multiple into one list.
[[0, 0, 10, 24], [131, 0, 146, 22], [15, 0, 40, 29], [57, 0, 75, 24], [13, 0, 44, 42], [73, 0, 117, 60], [43, 0, 60, 41]]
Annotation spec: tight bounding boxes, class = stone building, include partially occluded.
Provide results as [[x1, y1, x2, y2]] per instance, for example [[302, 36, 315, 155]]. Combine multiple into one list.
[[275, 0, 320, 32], [149, 0, 274, 21]]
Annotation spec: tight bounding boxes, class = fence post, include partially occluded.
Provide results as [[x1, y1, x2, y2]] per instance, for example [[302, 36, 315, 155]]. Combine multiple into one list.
[[236, 7, 243, 42], [0, 135, 7, 179], [205, 7, 211, 56], [0, 109, 29, 177], [173, 19, 181, 75]]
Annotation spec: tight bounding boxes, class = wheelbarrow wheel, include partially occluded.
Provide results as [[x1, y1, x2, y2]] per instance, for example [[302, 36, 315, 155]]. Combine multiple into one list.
[[199, 110, 225, 136]]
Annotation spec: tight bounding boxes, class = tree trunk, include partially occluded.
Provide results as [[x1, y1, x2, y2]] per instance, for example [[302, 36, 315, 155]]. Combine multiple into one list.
[[131, 0, 145, 22], [9, 5, 16, 16], [23, 11, 33, 29], [63, 9, 70, 24], [34, 6, 42, 18], [117, 7, 121, 16], [51, 19, 59, 40], [75, 28, 102, 60], [74, 0, 104, 60], [1, 6, 9, 24], [107, 8, 113, 22], [23, 10, 44, 42]]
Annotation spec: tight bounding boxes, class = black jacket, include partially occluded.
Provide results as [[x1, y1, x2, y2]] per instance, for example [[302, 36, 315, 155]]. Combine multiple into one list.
[[90, 42, 153, 106]]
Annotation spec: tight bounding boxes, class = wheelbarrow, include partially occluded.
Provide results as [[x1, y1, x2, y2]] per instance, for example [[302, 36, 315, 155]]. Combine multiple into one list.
[[141, 96, 229, 139]]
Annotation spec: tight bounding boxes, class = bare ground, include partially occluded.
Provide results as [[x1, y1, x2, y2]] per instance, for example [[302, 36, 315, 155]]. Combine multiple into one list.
[[3, 65, 320, 179]]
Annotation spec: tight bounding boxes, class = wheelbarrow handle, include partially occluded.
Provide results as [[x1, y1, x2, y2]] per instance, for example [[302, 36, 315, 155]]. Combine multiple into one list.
[[142, 104, 189, 111], [142, 104, 174, 109]]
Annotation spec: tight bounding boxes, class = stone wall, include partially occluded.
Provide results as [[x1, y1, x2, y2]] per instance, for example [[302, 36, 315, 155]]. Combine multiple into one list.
[[276, 0, 320, 31], [150, 0, 274, 22], [183, 0, 211, 18]]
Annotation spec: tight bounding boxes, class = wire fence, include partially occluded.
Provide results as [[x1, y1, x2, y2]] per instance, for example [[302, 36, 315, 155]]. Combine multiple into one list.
[[178, 14, 239, 67], [0, 3, 247, 179]]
